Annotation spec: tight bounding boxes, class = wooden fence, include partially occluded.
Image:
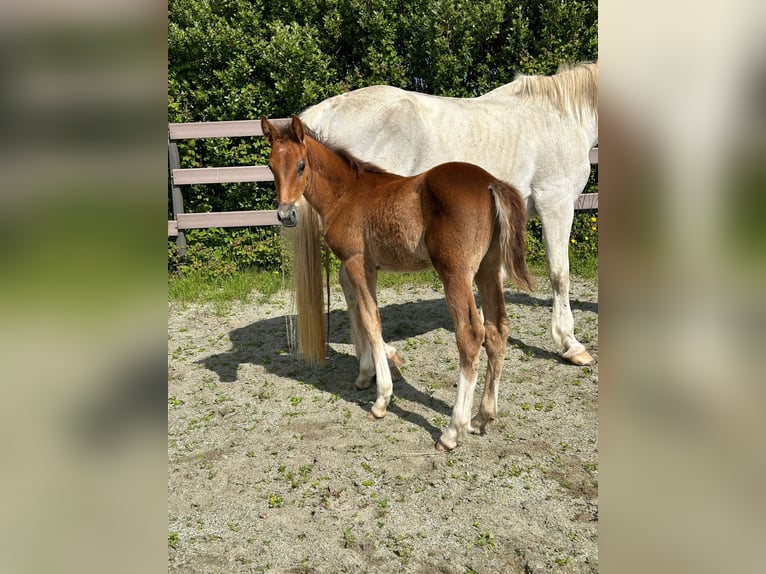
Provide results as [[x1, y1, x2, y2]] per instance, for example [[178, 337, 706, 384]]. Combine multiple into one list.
[[168, 119, 598, 252]]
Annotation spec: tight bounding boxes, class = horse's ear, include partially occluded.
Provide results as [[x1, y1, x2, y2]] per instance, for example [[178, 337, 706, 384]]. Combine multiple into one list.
[[291, 114, 305, 144], [261, 116, 274, 144]]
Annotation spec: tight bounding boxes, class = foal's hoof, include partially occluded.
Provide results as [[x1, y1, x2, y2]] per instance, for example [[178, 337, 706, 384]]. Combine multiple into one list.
[[388, 351, 404, 368], [469, 416, 496, 435], [564, 349, 595, 366]]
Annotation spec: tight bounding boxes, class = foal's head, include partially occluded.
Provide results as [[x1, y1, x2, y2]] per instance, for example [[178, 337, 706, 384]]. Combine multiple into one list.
[[261, 115, 309, 227]]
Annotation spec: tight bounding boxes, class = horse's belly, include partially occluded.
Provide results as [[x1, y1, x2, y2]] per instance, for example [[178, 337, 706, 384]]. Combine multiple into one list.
[[372, 235, 431, 272]]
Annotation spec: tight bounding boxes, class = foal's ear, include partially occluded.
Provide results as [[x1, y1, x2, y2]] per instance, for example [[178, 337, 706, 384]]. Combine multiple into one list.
[[261, 116, 275, 144], [291, 114, 306, 144]]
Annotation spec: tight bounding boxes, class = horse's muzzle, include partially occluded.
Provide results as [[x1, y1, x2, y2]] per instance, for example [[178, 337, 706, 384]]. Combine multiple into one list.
[[277, 203, 298, 227]]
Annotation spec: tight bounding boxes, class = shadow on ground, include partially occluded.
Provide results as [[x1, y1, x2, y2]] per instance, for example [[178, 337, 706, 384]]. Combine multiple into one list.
[[197, 290, 596, 441]]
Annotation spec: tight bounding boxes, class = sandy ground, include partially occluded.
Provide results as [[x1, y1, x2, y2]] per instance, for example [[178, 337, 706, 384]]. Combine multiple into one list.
[[168, 274, 598, 573]]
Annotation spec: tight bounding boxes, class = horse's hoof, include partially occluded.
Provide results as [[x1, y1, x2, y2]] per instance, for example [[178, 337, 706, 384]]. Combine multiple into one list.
[[565, 350, 595, 366], [354, 376, 373, 390], [434, 440, 455, 452], [390, 365, 404, 382], [367, 409, 385, 420]]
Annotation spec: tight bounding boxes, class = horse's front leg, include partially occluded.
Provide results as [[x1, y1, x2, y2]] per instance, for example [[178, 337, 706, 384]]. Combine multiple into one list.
[[339, 263, 403, 390], [342, 260, 394, 419], [538, 197, 595, 366]]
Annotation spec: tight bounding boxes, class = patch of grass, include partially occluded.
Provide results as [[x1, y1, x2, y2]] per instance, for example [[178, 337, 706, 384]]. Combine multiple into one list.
[[227, 521, 240, 532], [289, 396, 303, 407], [168, 532, 179, 549], [473, 530, 496, 549], [570, 252, 598, 279], [342, 528, 356, 548], [432, 414, 448, 429], [168, 268, 283, 305], [168, 243, 596, 307]]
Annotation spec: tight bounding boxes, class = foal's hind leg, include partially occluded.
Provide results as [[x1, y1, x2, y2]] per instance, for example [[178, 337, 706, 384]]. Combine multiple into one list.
[[340, 264, 402, 390], [435, 272, 485, 451], [470, 262, 510, 435]]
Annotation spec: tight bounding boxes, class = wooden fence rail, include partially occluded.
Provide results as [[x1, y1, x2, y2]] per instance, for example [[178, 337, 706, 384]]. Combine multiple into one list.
[[168, 119, 598, 253]]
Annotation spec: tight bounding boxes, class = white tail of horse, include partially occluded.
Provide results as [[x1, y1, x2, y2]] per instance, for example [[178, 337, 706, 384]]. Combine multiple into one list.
[[287, 200, 325, 365]]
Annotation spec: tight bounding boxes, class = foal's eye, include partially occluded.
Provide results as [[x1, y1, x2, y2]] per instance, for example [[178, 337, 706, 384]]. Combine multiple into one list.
[[297, 160, 305, 176]]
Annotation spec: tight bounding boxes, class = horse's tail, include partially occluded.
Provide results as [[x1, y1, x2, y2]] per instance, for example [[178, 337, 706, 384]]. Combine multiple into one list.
[[489, 180, 535, 293], [285, 200, 326, 365]]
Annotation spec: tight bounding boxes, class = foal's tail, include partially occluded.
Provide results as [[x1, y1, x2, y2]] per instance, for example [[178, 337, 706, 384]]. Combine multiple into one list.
[[285, 201, 326, 365], [490, 180, 535, 293]]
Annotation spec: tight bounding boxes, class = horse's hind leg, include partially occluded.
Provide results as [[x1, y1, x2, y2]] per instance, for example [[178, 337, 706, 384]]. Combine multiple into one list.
[[435, 271, 485, 451], [538, 196, 595, 365], [340, 263, 402, 390], [471, 259, 510, 435]]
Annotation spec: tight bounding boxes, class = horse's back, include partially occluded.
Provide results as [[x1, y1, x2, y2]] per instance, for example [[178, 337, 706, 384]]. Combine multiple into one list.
[[301, 87, 492, 175], [301, 86, 429, 171], [302, 70, 596, 206]]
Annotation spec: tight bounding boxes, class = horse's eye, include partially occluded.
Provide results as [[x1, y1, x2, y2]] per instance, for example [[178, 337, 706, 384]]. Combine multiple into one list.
[[297, 160, 305, 176]]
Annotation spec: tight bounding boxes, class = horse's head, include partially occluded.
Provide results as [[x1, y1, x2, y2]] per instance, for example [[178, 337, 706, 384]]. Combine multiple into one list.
[[261, 114, 309, 227]]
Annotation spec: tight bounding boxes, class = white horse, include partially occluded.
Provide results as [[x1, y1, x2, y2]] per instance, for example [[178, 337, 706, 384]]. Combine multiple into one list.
[[300, 62, 598, 365]]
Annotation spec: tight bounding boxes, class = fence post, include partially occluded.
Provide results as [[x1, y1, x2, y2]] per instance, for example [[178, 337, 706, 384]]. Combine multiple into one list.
[[168, 138, 187, 258]]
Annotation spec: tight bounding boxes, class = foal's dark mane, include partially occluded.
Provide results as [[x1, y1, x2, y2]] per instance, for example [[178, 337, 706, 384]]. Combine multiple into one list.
[[279, 121, 390, 177]]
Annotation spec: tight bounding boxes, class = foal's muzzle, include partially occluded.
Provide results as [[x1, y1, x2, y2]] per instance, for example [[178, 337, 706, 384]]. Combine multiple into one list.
[[277, 203, 298, 227]]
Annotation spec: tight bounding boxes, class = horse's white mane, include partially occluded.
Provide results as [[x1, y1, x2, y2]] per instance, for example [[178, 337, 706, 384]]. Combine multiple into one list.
[[493, 62, 598, 125]]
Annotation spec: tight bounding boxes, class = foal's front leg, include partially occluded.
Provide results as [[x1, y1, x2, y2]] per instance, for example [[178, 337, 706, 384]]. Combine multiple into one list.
[[342, 260, 394, 419], [339, 263, 403, 391]]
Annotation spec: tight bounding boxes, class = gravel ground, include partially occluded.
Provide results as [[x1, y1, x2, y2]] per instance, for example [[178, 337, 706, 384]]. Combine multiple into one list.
[[168, 274, 598, 573]]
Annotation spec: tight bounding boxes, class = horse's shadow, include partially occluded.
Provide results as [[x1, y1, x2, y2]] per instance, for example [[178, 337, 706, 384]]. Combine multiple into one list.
[[197, 291, 596, 440]]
